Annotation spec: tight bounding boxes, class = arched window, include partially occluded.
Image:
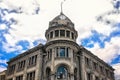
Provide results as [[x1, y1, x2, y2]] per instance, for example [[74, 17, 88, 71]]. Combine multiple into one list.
[[57, 66, 68, 79], [46, 67, 51, 80]]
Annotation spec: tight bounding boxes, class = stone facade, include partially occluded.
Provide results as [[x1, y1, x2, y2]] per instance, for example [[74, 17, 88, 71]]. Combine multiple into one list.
[[5, 12, 115, 80]]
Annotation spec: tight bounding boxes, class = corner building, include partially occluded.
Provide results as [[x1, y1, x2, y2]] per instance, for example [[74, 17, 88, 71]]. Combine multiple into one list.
[[6, 12, 115, 80]]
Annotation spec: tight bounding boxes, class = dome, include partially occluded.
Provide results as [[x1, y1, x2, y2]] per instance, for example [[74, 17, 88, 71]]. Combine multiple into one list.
[[49, 12, 74, 28]]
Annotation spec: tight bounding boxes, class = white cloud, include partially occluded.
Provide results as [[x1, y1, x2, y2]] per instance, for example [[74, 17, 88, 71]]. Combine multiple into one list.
[[0, 65, 6, 72], [0, 0, 114, 42], [0, 59, 7, 72], [0, 59, 7, 65], [0, 24, 7, 30], [87, 37, 120, 63], [0, 0, 120, 78], [112, 63, 120, 80]]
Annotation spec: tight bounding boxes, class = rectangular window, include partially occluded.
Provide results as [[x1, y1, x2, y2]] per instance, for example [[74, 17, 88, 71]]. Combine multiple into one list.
[[27, 71, 35, 80], [99, 66, 103, 73], [93, 62, 97, 70], [60, 30, 65, 37], [55, 30, 59, 37], [66, 48, 69, 57], [28, 55, 37, 67], [18, 60, 26, 71], [50, 31, 53, 38], [8, 78, 13, 80], [85, 57, 90, 67], [71, 32, 74, 39], [66, 31, 70, 37], [87, 73, 91, 80], [8, 64, 16, 75], [56, 48, 59, 57], [16, 75, 23, 80], [60, 48, 65, 57], [95, 76, 99, 80], [47, 34, 49, 39], [0, 75, 5, 80]]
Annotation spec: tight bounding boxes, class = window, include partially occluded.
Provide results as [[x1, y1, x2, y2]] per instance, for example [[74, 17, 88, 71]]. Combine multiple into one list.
[[74, 68, 77, 80], [57, 66, 68, 79], [46, 68, 51, 80], [71, 32, 74, 39], [56, 48, 59, 57], [85, 57, 90, 67], [27, 71, 35, 80], [87, 73, 91, 80], [50, 31, 53, 38], [66, 31, 70, 37], [17, 60, 25, 71], [56, 47, 69, 58], [8, 78, 13, 80], [0, 75, 5, 80], [16, 75, 23, 80], [66, 48, 69, 57], [99, 66, 103, 73], [60, 30, 65, 37], [47, 34, 49, 39], [28, 55, 37, 67], [55, 30, 59, 37], [8, 64, 16, 75], [93, 62, 97, 70], [60, 48, 65, 57], [95, 76, 99, 80]]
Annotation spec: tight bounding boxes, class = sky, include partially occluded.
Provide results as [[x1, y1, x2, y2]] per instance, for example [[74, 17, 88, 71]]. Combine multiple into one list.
[[0, 0, 120, 79]]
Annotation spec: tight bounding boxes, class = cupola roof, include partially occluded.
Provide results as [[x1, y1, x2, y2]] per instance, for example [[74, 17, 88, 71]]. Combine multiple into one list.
[[49, 12, 74, 28]]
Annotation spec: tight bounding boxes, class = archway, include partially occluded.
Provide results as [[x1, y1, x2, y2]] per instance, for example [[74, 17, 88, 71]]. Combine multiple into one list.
[[56, 65, 69, 79]]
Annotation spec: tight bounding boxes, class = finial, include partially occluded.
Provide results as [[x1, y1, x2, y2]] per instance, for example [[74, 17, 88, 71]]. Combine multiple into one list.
[[61, 0, 66, 14]]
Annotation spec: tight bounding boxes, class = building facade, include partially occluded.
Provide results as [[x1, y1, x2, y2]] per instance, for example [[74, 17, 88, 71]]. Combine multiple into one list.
[[0, 70, 6, 80], [5, 12, 115, 80]]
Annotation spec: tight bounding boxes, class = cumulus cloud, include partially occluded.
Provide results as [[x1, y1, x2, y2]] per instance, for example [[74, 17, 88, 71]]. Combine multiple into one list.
[[87, 37, 120, 63]]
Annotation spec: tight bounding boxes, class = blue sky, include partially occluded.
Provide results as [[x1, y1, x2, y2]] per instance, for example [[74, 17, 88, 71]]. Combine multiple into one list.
[[0, 0, 120, 79]]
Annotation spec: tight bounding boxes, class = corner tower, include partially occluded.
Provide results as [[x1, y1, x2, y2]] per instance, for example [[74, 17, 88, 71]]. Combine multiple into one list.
[[44, 12, 80, 80]]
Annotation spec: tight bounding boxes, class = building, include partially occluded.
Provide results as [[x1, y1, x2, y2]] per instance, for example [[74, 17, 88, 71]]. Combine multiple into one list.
[[0, 70, 6, 80], [5, 12, 115, 80]]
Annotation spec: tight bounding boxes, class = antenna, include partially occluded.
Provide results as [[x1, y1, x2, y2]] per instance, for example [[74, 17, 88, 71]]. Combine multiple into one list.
[[61, 0, 66, 14]]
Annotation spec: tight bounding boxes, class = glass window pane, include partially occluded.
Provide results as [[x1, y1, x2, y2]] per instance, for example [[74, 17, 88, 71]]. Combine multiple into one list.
[[56, 48, 59, 57], [71, 32, 74, 39], [66, 31, 70, 37], [57, 66, 67, 79], [50, 31, 53, 38], [60, 30, 65, 37], [60, 48, 65, 57], [66, 48, 69, 57], [55, 30, 59, 37]]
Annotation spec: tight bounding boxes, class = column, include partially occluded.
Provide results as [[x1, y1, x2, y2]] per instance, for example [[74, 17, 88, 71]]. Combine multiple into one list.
[[80, 52, 85, 80], [51, 48, 55, 80]]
